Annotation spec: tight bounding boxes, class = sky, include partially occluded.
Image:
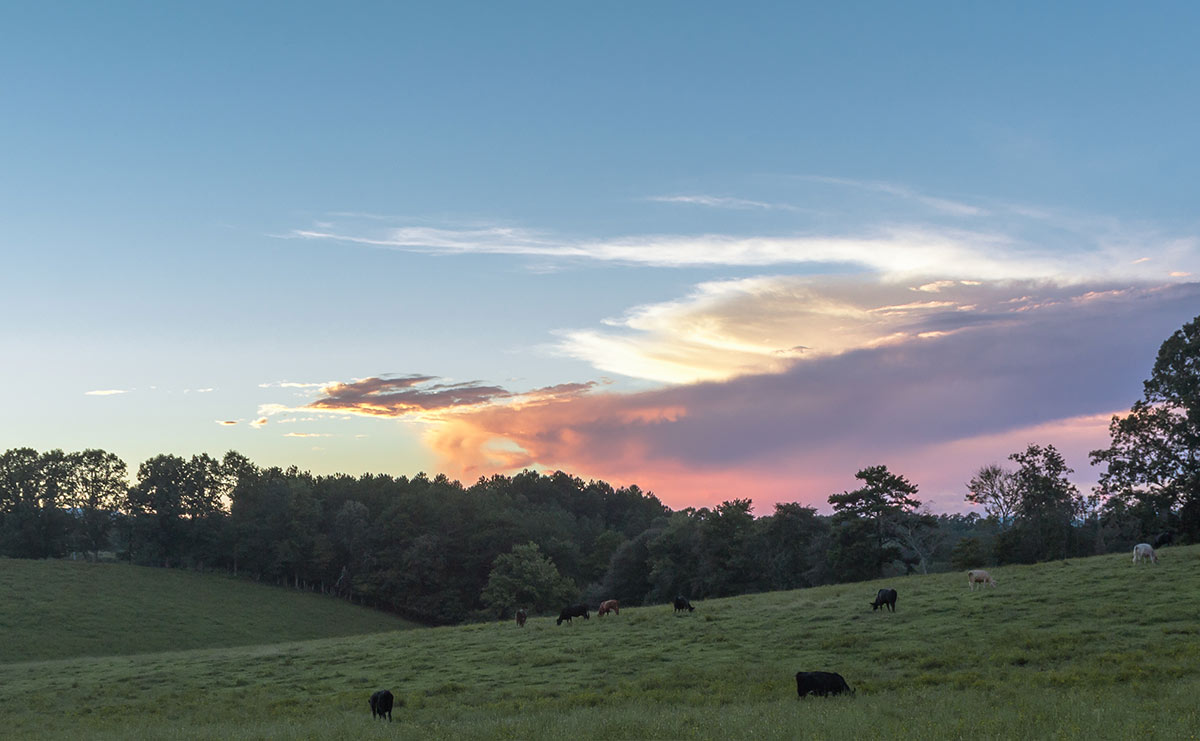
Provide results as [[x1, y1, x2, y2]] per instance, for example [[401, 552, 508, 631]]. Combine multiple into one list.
[[3, 2, 1199, 515]]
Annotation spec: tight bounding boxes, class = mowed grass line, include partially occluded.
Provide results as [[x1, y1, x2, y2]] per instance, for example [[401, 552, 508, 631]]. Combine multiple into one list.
[[0, 559, 418, 662], [2, 547, 1199, 739]]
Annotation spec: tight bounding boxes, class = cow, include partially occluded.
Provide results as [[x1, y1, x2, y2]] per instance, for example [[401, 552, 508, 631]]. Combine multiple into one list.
[[369, 689, 393, 721], [795, 671, 854, 698], [967, 569, 996, 590], [515, 608, 527, 627], [1152, 531, 1174, 549], [598, 599, 620, 616], [870, 588, 897, 612], [673, 596, 695, 613], [1133, 543, 1159, 564], [556, 603, 590, 625]]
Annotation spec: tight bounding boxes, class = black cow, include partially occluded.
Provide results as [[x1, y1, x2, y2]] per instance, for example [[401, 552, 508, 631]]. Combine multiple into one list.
[[556, 603, 589, 625], [1153, 531, 1175, 549], [795, 671, 854, 698], [369, 689, 394, 721], [516, 608, 528, 627], [673, 596, 695, 613], [871, 588, 897, 612]]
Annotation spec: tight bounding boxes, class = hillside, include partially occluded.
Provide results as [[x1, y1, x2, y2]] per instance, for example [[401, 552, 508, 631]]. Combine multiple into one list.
[[1, 546, 1198, 739], [0, 559, 418, 663]]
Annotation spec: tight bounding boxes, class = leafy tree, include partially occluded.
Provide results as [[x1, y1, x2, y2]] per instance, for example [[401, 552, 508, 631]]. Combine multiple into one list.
[[827, 465, 923, 580], [950, 537, 987, 570], [481, 542, 577, 617], [965, 464, 1020, 528], [995, 443, 1083, 563], [0, 448, 44, 557], [758, 502, 829, 590], [71, 449, 128, 560], [1091, 313, 1200, 541], [127, 454, 188, 566]]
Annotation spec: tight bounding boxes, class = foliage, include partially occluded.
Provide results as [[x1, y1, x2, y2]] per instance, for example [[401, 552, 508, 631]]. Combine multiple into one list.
[[1092, 312, 1200, 541], [965, 463, 1020, 527], [480, 542, 578, 616], [827, 465, 931, 580], [994, 443, 1085, 563]]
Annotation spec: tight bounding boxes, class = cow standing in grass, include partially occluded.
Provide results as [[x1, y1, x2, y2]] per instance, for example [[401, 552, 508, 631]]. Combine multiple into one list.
[[673, 596, 695, 613], [967, 570, 996, 590], [598, 599, 619, 616], [870, 588, 897, 612], [1133, 543, 1159, 564], [795, 671, 854, 698], [556, 603, 589, 625], [369, 689, 393, 721], [515, 608, 527, 627]]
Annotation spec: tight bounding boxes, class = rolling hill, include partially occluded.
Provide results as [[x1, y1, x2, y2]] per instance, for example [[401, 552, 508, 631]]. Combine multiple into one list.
[[0, 558, 418, 663], [1, 546, 1197, 739]]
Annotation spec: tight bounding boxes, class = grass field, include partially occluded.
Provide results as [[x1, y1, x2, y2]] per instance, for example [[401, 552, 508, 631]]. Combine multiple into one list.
[[2, 548, 1199, 739], [0, 558, 418, 662]]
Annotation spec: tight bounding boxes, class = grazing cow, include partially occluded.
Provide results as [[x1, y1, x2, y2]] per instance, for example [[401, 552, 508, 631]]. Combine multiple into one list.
[[1133, 543, 1159, 564], [967, 569, 996, 590], [598, 599, 620, 616], [673, 596, 695, 613], [871, 588, 897, 612], [1153, 531, 1174, 549], [556, 603, 590, 625], [369, 689, 393, 721], [795, 671, 854, 698], [515, 608, 527, 627]]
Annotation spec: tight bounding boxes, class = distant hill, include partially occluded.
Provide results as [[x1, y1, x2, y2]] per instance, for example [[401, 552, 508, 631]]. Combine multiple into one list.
[[0, 558, 419, 663]]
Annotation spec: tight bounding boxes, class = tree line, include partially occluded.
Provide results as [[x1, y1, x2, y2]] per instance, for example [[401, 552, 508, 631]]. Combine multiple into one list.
[[1, 313, 1196, 623]]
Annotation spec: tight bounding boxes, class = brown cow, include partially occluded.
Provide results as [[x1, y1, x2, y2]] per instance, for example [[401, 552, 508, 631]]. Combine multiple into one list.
[[515, 608, 527, 627], [598, 599, 619, 616]]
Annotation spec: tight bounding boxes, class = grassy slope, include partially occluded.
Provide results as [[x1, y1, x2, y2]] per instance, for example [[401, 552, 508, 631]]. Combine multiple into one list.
[[2, 547, 1199, 739], [0, 559, 418, 662]]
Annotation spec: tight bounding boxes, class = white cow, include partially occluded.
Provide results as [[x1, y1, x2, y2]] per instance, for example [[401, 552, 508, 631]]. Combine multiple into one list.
[[967, 569, 996, 590], [1133, 543, 1158, 564]]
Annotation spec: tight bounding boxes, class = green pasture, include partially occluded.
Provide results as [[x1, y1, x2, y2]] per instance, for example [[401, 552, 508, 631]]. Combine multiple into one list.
[[0, 558, 417, 662], [2, 547, 1199, 739]]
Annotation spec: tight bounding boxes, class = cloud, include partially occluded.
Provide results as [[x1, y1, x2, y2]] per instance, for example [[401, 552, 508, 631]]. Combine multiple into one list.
[[216, 420, 238, 426], [792, 175, 988, 217], [647, 194, 805, 212], [284, 432, 330, 438], [554, 276, 1162, 384], [85, 389, 129, 396], [258, 375, 598, 423], [427, 282, 1200, 511], [306, 375, 511, 417], [284, 221, 1197, 283], [249, 418, 268, 428]]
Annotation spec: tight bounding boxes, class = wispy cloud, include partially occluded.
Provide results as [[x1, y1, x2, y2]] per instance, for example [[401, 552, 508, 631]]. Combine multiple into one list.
[[647, 194, 805, 212], [283, 222, 1197, 283], [216, 420, 238, 426], [85, 389, 129, 396], [794, 175, 988, 217]]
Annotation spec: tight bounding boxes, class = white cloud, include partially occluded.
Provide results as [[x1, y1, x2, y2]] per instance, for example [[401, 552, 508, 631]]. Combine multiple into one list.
[[647, 194, 804, 211], [85, 389, 129, 396]]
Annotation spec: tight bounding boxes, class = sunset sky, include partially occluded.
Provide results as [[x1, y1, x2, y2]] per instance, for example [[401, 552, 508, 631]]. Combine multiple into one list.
[[3, 3, 1198, 514]]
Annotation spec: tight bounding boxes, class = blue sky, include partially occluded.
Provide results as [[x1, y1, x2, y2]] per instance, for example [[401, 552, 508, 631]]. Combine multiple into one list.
[[3, 2, 1198, 512]]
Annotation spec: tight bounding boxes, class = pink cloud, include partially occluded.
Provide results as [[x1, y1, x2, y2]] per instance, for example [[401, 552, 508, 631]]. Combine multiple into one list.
[[428, 283, 1198, 513]]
